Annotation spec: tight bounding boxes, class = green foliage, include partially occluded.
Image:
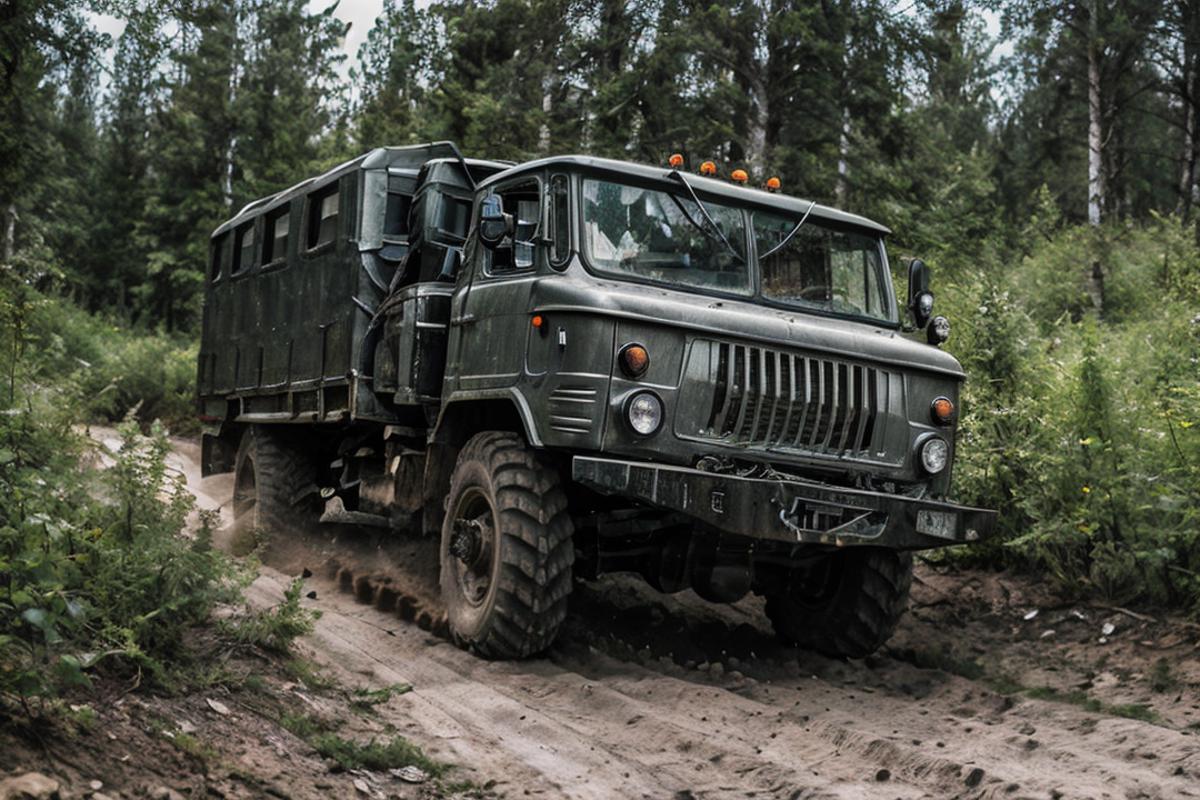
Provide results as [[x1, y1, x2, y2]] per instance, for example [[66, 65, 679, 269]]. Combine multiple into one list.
[[945, 218, 1200, 610], [0, 412, 240, 699], [227, 578, 320, 654], [309, 732, 445, 775]]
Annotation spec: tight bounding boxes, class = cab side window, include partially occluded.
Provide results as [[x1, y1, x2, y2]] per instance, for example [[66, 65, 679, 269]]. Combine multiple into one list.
[[485, 179, 541, 276], [549, 174, 570, 268], [210, 232, 228, 281]]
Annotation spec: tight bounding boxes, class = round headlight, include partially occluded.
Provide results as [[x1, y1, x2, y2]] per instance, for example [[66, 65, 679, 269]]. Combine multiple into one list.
[[919, 436, 949, 474], [626, 391, 663, 436]]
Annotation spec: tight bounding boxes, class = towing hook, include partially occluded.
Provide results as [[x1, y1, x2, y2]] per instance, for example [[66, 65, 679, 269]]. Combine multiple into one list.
[[449, 518, 483, 563]]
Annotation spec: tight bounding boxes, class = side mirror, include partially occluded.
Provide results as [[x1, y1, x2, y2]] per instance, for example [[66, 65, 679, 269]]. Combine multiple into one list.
[[478, 194, 513, 250], [907, 258, 934, 329]]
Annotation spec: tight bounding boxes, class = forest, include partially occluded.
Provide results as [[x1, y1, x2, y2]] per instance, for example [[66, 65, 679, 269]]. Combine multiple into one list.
[[2, 0, 1200, 701]]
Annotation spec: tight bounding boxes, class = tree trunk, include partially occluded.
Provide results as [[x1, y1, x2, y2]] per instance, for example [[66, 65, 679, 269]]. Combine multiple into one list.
[[2, 203, 15, 264], [1087, 3, 1104, 227], [837, 104, 850, 206]]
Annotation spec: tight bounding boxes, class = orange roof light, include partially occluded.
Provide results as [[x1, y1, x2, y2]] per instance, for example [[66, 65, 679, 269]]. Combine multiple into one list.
[[668, 153, 684, 168], [765, 176, 782, 192], [699, 160, 717, 176], [730, 169, 748, 184]]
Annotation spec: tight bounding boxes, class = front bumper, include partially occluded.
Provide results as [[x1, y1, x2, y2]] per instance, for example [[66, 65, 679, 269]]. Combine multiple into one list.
[[572, 456, 996, 550]]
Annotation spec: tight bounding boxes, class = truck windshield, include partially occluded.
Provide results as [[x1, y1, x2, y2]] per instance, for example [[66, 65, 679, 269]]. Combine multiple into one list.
[[581, 178, 751, 295], [754, 211, 894, 323]]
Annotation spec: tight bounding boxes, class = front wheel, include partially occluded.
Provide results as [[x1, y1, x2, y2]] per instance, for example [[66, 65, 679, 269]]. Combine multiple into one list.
[[439, 432, 574, 658], [764, 548, 912, 659]]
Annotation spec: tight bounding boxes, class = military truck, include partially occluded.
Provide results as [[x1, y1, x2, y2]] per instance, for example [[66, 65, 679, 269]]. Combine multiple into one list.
[[198, 141, 995, 660]]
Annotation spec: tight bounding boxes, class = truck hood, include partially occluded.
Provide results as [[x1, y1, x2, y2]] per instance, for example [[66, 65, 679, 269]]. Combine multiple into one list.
[[530, 275, 964, 379]]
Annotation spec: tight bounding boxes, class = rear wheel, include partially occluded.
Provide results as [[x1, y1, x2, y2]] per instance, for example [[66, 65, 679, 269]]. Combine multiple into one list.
[[764, 548, 912, 659], [440, 432, 574, 658], [232, 426, 319, 543]]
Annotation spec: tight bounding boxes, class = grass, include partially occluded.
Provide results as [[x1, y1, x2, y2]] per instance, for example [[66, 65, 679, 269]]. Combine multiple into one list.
[[280, 710, 442, 775], [1022, 686, 1159, 722], [1150, 658, 1178, 694], [283, 658, 335, 691], [350, 683, 413, 712]]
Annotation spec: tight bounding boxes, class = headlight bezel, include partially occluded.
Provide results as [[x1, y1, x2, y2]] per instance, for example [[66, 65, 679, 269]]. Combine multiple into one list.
[[624, 390, 664, 437], [917, 434, 949, 474]]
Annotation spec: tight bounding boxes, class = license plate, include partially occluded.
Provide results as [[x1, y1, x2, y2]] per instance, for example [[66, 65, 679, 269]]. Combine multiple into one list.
[[916, 509, 958, 540]]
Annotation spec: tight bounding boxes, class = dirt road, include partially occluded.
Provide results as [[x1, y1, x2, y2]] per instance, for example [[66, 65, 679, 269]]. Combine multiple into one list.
[[169, 435, 1200, 800]]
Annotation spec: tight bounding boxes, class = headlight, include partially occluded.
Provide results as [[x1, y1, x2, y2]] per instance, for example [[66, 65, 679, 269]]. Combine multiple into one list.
[[625, 391, 663, 436], [919, 436, 949, 474]]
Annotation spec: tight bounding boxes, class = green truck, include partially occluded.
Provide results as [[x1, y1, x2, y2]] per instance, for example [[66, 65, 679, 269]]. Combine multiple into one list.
[[197, 141, 995, 660]]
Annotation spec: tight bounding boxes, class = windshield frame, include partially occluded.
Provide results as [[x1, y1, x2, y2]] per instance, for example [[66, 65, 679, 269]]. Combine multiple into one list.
[[573, 172, 900, 328]]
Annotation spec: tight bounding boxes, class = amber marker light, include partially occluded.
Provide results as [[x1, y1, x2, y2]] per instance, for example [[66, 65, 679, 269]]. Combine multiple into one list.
[[931, 396, 955, 425], [668, 153, 684, 168], [765, 176, 782, 192], [731, 169, 748, 184], [699, 160, 717, 176], [618, 343, 650, 377], [531, 314, 545, 329]]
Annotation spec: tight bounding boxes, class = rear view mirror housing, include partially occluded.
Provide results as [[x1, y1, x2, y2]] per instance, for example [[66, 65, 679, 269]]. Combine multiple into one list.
[[478, 194, 513, 250], [907, 259, 934, 329]]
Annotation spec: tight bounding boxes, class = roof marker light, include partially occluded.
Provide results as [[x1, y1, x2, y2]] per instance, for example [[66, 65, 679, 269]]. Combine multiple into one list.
[[699, 161, 717, 176], [668, 153, 684, 168], [731, 169, 748, 184], [765, 176, 782, 192]]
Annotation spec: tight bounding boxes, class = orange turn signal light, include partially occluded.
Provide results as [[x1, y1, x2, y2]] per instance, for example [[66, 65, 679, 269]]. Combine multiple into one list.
[[731, 169, 748, 183], [931, 396, 955, 425], [668, 153, 684, 168], [699, 160, 717, 176], [531, 314, 545, 329], [765, 176, 781, 192], [619, 343, 650, 377]]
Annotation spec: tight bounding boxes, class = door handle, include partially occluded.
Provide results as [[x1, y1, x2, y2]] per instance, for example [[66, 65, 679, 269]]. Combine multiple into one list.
[[451, 314, 477, 326]]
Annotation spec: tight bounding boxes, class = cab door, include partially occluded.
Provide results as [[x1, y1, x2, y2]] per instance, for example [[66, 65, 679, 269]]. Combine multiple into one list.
[[446, 176, 545, 397]]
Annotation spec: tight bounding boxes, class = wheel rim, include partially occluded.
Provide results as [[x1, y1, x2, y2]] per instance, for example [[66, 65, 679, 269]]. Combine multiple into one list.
[[789, 554, 845, 611], [234, 454, 258, 525], [448, 486, 497, 608]]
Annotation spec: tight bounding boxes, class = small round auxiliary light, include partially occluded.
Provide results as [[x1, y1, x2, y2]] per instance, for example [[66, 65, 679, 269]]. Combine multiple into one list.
[[765, 176, 782, 192], [668, 153, 684, 168], [699, 160, 718, 176], [931, 396, 955, 425], [531, 314, 545, 329], [730, 169, 748, 184], [619, 343, 650, 377], [625, 391, 664, 436]]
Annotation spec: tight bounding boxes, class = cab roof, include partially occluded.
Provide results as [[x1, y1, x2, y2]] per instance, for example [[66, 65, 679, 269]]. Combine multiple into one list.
[[212, 141, 512, 238], [479, 155, 891, 236]]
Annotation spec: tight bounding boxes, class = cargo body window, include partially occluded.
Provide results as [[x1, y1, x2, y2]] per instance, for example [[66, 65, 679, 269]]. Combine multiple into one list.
[[384, 192, 411, 238], [210, 232, 228, 281], [441, 197, 471, 240], [264, 205, 289, 264], [233, 222, 256, 275], [485, 180, 541, 275], [307, 186, 339, 250]]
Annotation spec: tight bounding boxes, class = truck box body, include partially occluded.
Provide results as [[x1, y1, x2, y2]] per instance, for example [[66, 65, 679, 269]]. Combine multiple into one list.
[[197, 143, 507, 425]]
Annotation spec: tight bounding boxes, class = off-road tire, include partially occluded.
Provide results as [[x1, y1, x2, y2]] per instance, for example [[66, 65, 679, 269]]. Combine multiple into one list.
[[233, 425, 319, 537], [764, 548, 912, 659], [440, 431, 574, 659]]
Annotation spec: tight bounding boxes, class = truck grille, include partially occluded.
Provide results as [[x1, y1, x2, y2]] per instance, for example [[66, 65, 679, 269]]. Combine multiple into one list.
[[703, 342, 883, 454]]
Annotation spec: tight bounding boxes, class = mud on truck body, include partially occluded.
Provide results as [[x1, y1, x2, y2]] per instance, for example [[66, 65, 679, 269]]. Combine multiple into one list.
[[198, 142, 996, 660]]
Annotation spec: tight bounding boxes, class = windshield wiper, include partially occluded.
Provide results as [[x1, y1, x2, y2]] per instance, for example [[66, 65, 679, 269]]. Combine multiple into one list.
[[761, 199, 817, 260], [666, 170, 745, 263]]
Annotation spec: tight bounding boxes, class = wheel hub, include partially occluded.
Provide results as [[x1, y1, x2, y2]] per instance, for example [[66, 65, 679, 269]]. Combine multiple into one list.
[[450, 517, 484, 564]]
